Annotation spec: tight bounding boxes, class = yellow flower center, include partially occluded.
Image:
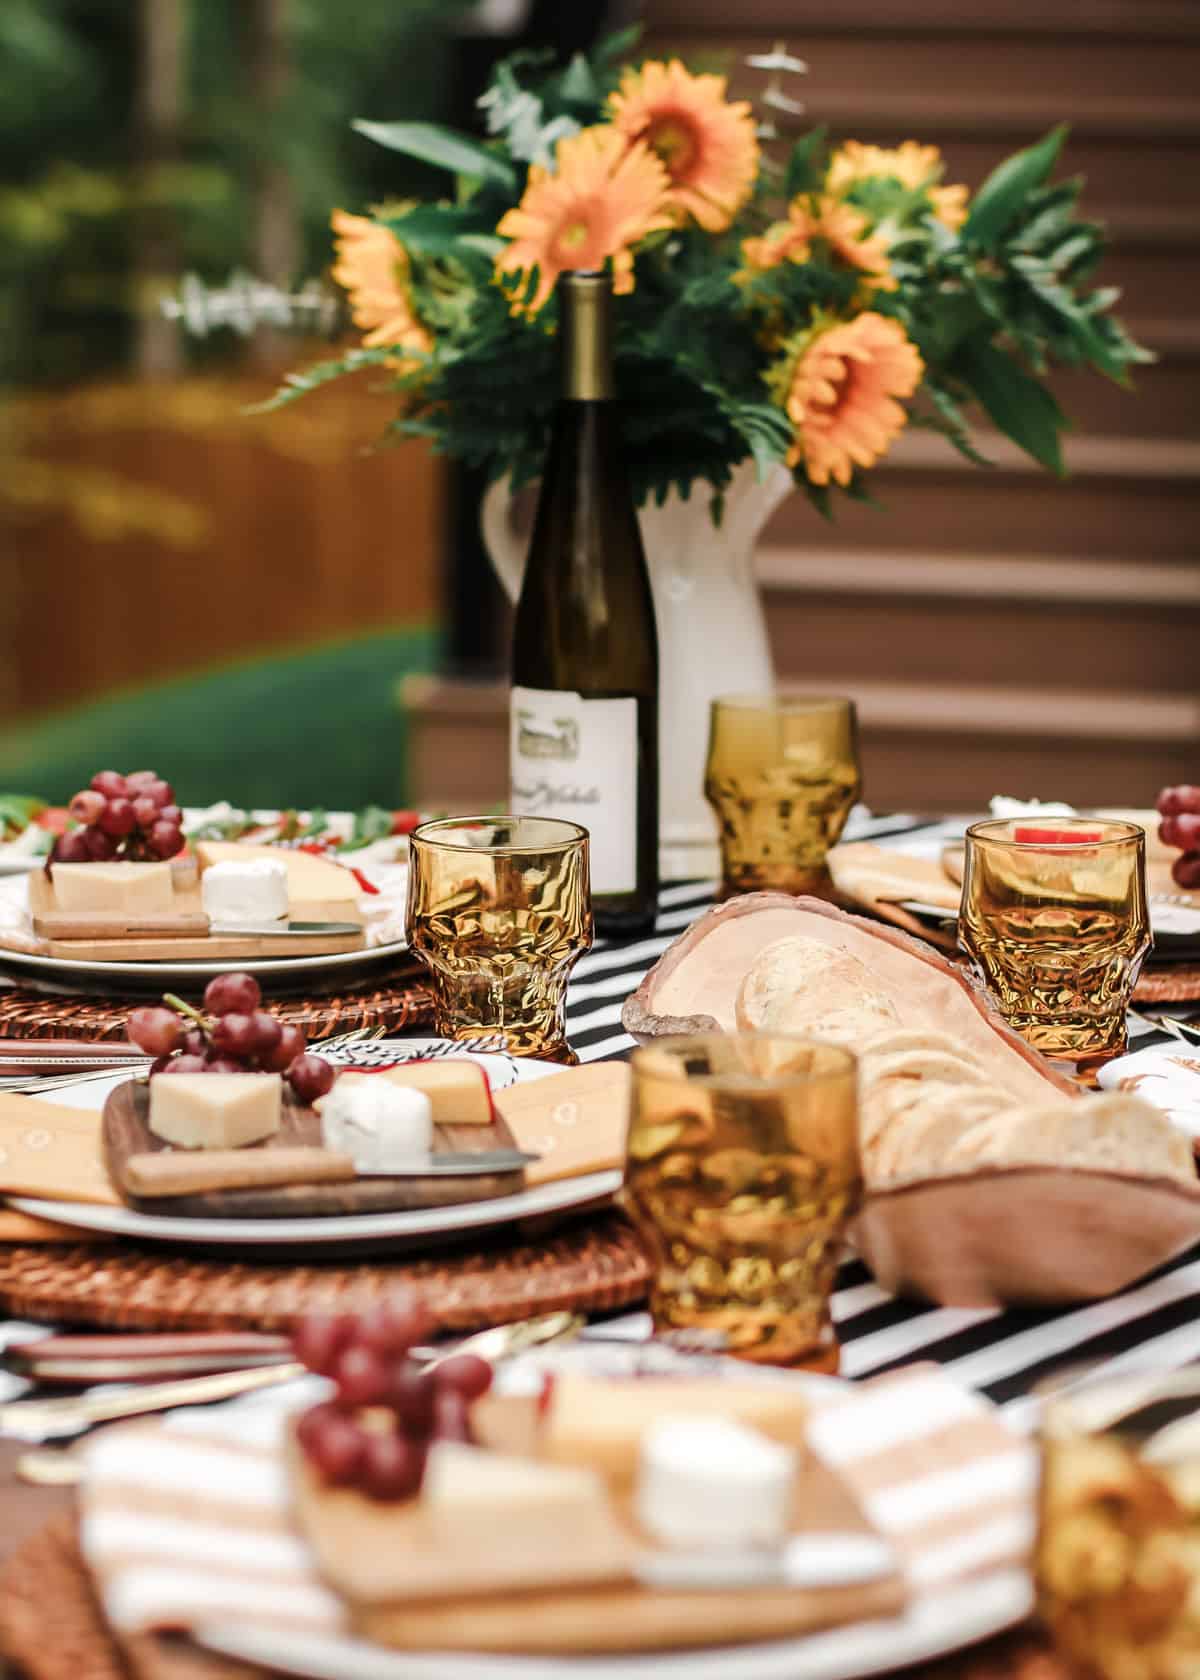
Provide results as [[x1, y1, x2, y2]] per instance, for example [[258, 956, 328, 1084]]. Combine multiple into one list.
[[647, 117, 698, 177], [557, 218, 591, 254]]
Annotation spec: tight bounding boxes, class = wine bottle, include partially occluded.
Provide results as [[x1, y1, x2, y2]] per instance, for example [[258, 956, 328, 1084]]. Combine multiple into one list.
[[510, 270, 660, 936]]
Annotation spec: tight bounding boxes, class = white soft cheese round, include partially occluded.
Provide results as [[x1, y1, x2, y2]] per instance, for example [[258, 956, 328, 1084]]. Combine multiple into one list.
[[318, 1077, 433, 1170], [635, 1415, 796, 1551], [201, 858, 289, 924]]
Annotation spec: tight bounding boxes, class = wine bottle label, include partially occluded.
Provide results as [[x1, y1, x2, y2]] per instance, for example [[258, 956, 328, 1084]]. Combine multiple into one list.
[[510, 686, 637, 895]]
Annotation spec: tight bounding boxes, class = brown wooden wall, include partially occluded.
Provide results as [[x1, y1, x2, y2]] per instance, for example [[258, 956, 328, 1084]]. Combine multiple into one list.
[[649, 0, 1200, 810]]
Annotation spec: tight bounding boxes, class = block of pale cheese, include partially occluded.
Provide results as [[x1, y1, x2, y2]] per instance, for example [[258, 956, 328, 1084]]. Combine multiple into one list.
[[317, 1073, 433, 1169], [194, 841, 361, 918], [421, 1442, 629, 1582], [148, 1072, 282, 1150], [634, 1415, 796, 1550], [543, 1374, 810, 1482], [377, 1062, 493, 1126], [50, 862, 174, 914], [201, 857, 289, 924]]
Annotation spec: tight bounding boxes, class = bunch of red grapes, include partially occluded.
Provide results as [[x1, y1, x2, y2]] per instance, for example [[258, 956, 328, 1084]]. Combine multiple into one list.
[[292, 1302, 493, 1500], [54, 770, 184, 863], [1157, 785, 1200, 889], [127, 971, 334, 1104]]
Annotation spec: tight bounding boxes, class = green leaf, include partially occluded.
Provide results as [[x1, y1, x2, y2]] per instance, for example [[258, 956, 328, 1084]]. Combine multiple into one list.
[[783, 127, 828, 199], [963, 125, 1068, 246], [801, 477, 835, 520], [0, 794, 43, 833], [955, 338, 1067, 474], [593, 23, 642, 65], [559, 52, 598, 106], [247, 348, 404, 414], [381, 202, 493, 258], [351, 121, 517, 191]]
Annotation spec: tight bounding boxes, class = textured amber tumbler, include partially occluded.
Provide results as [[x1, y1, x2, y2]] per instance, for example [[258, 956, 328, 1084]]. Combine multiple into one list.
[[624, 1034, 860, 1371], [704, 694, 860, 897], [406, 815, 592, 1062], [959, 816, 1150, 1062]]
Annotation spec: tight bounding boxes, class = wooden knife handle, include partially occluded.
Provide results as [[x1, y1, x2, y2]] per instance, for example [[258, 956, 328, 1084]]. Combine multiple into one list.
[[124, 1148, 356, 1198], [33, 912, 212, 940]]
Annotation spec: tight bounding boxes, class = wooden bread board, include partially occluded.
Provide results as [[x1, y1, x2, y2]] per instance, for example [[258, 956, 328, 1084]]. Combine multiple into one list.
[[19, 869, 365, 962], [290, 1394, 907, 1655], [102, 1078, 525, 1218]]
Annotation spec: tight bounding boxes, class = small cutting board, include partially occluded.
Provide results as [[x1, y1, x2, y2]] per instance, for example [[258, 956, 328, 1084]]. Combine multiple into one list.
[[102, 1078, 525, 1219]]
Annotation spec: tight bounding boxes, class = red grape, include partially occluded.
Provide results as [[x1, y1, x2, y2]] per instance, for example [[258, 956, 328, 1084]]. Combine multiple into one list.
[[132, 795, 159, 829], [1173, 853, 1200, 890], [125, 770, 160, 791], [90, 771, 127, 799], [432, 1353, 493, 1402], [361, 1432, 423, 1501], [249, 1010, 282, 1059], [143, 780, 174, 808], [292, 1313, 356, 1377], [98, 798, 136, 838], [210, 1013, 258, 1058], [158, 804, 182, 827], [127, 1006, 184, 1057], [309, 1412, 366, 1486], [431, 1387, 472, 1443], [84, 827, 118, 860], [1161, 816, 1183, 849], [182, 1027, 208, 1057], [204, 973, 261, 1016], [52, 831, 91, 863], [205, 1057, 246, 1074], [160, 1054, 209, 1075], [333, 1344, 391, 1409], [1175, 814, 1200, 851], [259, 1023, 306, 1073], [387, 1363, 436, 1432], [288, 1054, 335, 1104], [1158, 786, 1200, 818], [357, 1300, 431, 1358], [148, 820, 183, 859], [68, 790, 106, 825]]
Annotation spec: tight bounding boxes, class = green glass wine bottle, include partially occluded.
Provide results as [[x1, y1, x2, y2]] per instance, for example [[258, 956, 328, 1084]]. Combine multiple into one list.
[[509, 270, 660, 936]]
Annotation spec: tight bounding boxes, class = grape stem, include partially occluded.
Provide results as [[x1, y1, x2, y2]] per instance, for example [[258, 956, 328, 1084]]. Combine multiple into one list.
[[163, 992, 211, 1035]]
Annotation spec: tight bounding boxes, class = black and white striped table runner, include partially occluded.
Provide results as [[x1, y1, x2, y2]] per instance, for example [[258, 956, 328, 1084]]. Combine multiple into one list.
[[565, 812, 1197, 1419]]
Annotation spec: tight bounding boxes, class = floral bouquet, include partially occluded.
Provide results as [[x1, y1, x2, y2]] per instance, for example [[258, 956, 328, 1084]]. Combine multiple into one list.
[[267, 28, 1150, 518]]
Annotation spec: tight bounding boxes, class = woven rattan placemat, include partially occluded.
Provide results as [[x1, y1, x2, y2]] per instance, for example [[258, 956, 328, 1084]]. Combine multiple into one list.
[[0, 1512, 1072, 1680], [0, 1211, 651, 1335], [0, 971, 434, 1043]]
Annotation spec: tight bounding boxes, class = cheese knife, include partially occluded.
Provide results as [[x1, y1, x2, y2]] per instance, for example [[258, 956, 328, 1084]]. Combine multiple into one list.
[[33, 912, 364, 940], [122, 1145, 538, 1198]]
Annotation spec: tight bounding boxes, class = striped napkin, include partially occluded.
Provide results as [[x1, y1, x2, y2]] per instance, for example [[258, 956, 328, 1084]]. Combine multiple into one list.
[[78, 1361, 1036, 1646]]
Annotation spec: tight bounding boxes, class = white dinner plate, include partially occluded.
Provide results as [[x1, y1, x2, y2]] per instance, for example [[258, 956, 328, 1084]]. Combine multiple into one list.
[[0, 936, 410, 991], [12, 1045, 614, 1249], [197, 1571, 1032, 1680]]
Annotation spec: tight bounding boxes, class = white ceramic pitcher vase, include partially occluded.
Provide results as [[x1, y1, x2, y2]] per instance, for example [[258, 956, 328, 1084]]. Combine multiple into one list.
[[481, 458, 793, 879]]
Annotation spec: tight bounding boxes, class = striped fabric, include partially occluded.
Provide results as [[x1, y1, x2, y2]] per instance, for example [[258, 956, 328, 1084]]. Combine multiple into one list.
[[563, 812, 1199, 1416]]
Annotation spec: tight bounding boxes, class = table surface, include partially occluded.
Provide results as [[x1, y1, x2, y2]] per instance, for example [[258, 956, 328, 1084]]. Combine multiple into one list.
[[0, 811, 1184, 1676]]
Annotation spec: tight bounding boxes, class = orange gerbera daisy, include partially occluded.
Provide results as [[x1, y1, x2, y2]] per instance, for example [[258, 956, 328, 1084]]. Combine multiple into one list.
[[826, 140, 969, 231], [782, 313, 923, 487], [495, 125, 671, 315], [740, 196, 895, 290], [331, 209, 432, 360], [609, 58, 758, 232]]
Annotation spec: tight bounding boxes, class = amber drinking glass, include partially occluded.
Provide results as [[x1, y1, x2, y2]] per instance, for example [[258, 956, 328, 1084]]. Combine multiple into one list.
[[624, 1035, 861, 1371], [958, 816, 1150, 1061], [406, 815, 592, 1062], [1037, 1368, 1200, 1680], [704, 695, 861, 897]]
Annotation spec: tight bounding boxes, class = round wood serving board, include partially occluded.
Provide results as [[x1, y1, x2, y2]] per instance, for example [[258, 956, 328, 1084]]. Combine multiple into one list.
[[102, 1079, 524, 1219]]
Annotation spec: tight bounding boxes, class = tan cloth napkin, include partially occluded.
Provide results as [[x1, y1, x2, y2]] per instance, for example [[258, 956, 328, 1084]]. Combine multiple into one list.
[[828, 841, 961, 951], [77, 1362, 1034, 1655], [0, 1091, 120, 1242]]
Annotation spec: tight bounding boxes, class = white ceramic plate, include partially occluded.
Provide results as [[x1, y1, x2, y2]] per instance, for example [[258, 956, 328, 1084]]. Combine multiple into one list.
[[0, 936, 410, 991], [12, 1046, 614, 1249], [197, 1571, 1032, 1680]]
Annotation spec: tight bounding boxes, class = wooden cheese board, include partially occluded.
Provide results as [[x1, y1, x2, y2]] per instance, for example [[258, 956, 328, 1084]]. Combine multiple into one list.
[[102, 1078, 526, 1219]]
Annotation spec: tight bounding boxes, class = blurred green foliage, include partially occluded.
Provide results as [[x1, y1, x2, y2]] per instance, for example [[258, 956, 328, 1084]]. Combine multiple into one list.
[[0, 0, 473, 386]]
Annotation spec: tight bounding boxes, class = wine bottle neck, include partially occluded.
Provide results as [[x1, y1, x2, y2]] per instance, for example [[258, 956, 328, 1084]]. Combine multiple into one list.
[[560, 271, 614, 402]]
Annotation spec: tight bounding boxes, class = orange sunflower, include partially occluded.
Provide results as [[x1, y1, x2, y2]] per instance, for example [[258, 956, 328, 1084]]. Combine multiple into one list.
[[781, 313, 923, 487], [495, 125, 672, 315], [331, 210, 432, 362], [741, 196, 895, 290], [826, 140, 969, 231], [608, 58, 758, 232]]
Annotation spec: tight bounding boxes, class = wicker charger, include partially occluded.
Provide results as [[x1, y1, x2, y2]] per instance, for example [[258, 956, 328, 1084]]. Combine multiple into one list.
[[0, 1514, 1070, 1680], [0, 1211, 651, 1336], [0, 969, 434, 1043]]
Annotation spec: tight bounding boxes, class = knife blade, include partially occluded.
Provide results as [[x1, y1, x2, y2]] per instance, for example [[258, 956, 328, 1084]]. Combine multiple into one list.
[[122, 1146, 539, 1199], [33, 911, 365, 940]]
